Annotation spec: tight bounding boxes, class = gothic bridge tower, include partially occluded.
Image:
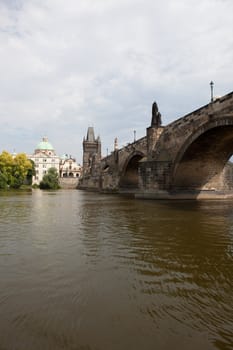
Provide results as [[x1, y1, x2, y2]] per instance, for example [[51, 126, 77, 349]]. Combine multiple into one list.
[[82, 127, 101, 174]]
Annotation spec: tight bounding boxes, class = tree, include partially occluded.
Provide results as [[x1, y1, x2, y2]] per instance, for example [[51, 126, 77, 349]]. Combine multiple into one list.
[[26, 160, 36, 185], [0, 151, 14, 188], [39, 167, 60, 190], [12, 153, 33, 188], [0, 172, 8, 189], [0, 151, 33, 189]]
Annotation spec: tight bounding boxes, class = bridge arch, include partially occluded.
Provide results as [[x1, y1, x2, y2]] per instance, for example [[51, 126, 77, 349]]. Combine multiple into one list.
[[119, 151, 145, 190], [171, 117, 233, 191]]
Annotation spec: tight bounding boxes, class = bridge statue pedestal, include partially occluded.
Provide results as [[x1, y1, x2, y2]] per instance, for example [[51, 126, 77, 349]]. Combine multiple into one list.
[[147, 126, 164, 156]]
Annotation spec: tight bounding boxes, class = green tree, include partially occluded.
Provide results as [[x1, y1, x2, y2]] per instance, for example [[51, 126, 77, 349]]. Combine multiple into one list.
[[12, 153, 33, 188], [0, 171, 8, 189], [0, 151, 33, 189], [39, 167, 60, 190], [26, 159, 36, 185], [0, 151, 14, 188]]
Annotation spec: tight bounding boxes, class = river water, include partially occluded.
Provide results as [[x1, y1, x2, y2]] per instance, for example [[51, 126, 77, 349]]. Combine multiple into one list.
[[0, 190, 233, 350]]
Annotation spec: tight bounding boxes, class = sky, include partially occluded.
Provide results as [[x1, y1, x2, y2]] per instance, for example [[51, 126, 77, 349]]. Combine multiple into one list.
[[0, 0, 232, 163]]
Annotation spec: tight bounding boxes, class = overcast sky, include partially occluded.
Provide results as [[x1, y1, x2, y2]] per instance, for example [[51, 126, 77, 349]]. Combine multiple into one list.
[[0, 0, 232, 162]]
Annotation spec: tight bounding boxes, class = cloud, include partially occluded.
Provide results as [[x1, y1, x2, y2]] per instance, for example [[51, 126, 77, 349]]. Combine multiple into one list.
[[0, 0, 232, 161]]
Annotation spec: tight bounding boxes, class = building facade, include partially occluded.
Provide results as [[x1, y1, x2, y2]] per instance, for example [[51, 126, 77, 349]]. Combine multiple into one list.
[[29, 137, 60, 185], [59, 154, 82, 178]]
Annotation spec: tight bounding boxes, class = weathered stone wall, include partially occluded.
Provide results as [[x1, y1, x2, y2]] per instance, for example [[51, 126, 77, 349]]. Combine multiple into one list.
[[218, 162, 233, 191], [147, 126, 164, 157], [78, 173, 102, 191], [138, 160, 172, 191], [59, 178, 79, 189]]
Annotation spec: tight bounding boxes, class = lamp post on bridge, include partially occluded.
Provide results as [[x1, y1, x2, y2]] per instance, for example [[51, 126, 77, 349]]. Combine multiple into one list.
[[210, 81, 214, 102], [133, 130, 136, 142]]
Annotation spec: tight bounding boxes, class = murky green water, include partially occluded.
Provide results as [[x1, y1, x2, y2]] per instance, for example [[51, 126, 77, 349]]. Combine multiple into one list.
[[0, 190, 233, 350]]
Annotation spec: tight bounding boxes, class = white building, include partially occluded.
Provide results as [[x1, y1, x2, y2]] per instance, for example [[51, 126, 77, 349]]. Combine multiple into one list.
[[60, 154, 82, 178], [30, 137, 60, 185]]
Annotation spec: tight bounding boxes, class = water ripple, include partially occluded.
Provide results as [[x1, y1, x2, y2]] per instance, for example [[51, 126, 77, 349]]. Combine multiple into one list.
[[1, 191, 233, 349]]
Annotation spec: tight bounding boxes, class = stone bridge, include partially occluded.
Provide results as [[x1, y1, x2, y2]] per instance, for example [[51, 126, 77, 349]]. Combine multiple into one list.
[[101, 136, 147, 191], [80, 91, 233, 199]]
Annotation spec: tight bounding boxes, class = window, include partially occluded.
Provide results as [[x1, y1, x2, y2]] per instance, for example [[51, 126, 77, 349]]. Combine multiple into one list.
[[43, 164, 47, 168]]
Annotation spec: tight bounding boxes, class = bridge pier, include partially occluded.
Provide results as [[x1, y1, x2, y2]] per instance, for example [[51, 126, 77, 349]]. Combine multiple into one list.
[[138, 160, 172, 191]]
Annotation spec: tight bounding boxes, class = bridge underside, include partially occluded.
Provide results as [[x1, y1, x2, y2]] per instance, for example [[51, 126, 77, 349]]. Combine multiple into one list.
[[137, 125, 233, 199], [119, 155, 143, 192], [172, 126, 233, 193]]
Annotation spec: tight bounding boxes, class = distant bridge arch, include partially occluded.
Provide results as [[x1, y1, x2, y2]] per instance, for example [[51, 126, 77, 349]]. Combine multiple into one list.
[[119, 151, 145, 190]]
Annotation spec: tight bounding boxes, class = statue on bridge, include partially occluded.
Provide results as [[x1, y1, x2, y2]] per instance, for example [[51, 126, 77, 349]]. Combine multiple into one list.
[[151, 101, 162, 127], [114, 137, 118, 151]]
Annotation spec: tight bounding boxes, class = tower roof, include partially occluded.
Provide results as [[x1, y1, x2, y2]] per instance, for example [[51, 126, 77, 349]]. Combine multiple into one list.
[[86, 127, 95, 142]]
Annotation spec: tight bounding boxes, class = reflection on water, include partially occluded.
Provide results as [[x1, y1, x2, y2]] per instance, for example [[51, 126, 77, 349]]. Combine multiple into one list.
[[0, 190, 233, 350]]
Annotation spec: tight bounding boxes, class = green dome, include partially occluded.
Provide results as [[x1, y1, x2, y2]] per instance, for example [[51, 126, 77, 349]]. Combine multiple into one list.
[[36, 137, 54, 151]]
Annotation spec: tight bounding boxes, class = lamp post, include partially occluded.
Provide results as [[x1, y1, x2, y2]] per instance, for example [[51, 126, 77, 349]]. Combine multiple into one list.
[[210, 81, 214, 102], [133, 130, 136, 142]]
